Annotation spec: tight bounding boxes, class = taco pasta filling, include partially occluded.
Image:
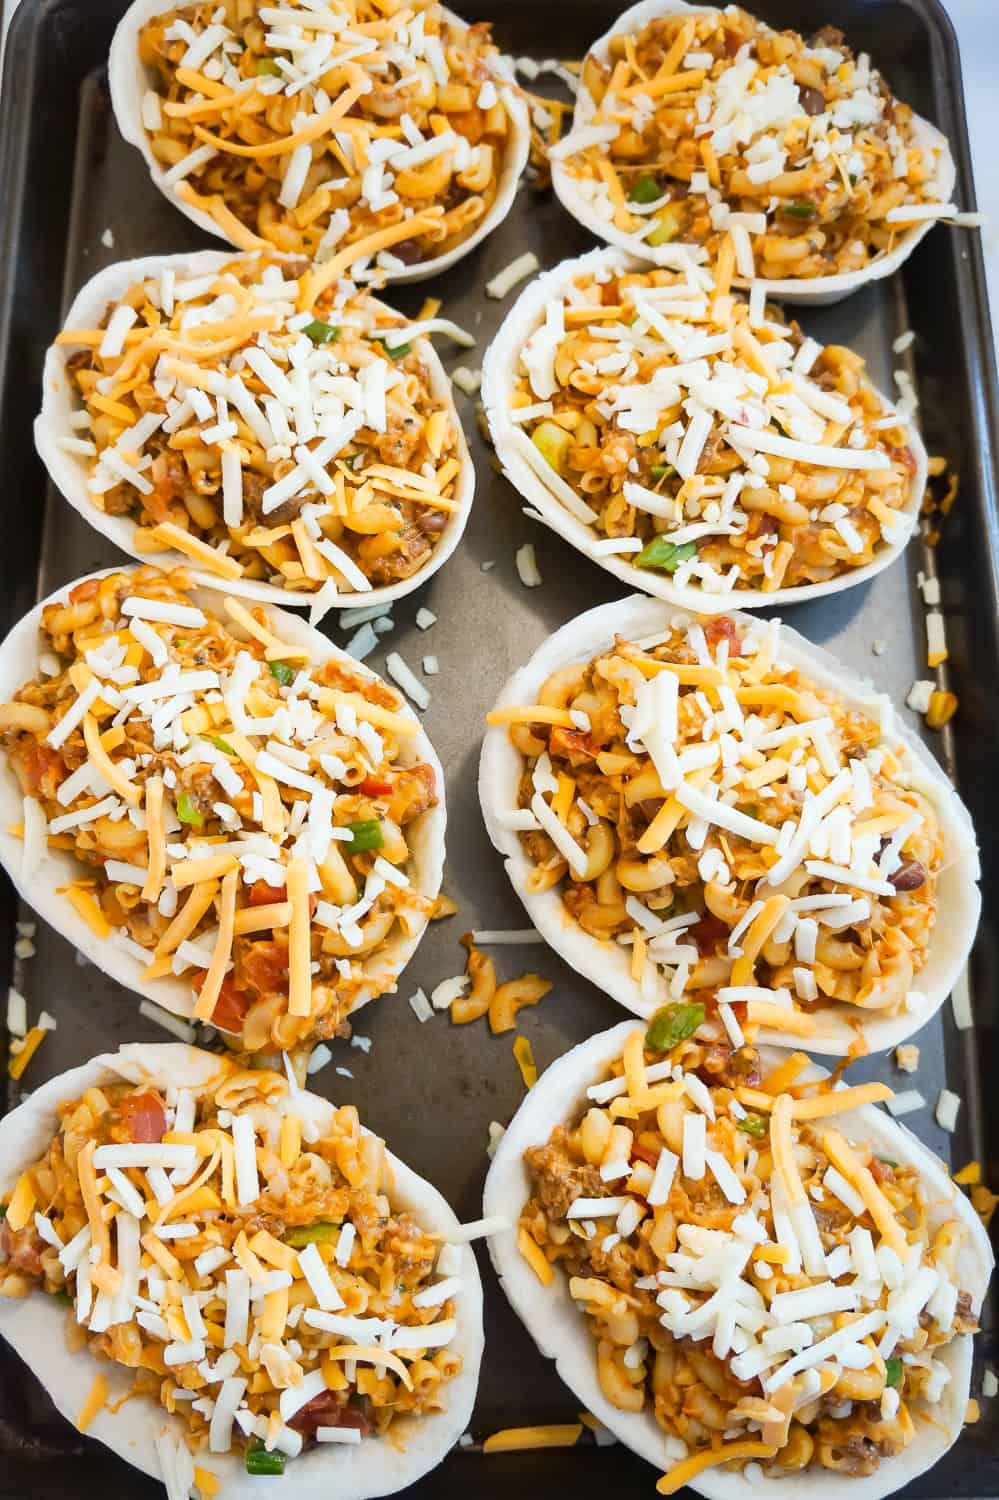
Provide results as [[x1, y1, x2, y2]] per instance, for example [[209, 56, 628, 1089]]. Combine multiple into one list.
[[557, 6, 954, 279], [502, 257, 916, 596], [519, 1028, 980, 1488], [56, 253, 464, 593], [0, 1060, 464, 1471], [135, 0, 517, 266], [488, 612, 940, 1035], [0, 567, 438, 1050]]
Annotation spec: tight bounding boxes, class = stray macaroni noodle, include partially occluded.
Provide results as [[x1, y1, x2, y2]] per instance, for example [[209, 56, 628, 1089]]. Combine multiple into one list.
[[135, 0, 519, 270], [519, 1026, 983, 1488], [0, 1055, 464, 1474], [0, 567, 439, 1051], [489, 611, 942, 1034], [56, 253, 465, 595], [495, 253, 919, 599], [556, 5, 956, 280]]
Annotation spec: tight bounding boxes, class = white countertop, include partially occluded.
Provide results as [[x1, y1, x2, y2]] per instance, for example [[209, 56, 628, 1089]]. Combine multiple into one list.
[[1, 0, 997, 363]]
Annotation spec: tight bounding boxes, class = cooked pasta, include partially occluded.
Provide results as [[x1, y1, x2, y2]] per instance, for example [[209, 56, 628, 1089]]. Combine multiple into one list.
[[54, 252, 465, 594], [0, 1054, 464, 1471], [135, 0, 520, 268], [554, 6, 955, 280], [519, 1026, 982, 1488], [0, 567, 439, 1050], [496, 253, 918, 597], [486, 611, 942, 1037]]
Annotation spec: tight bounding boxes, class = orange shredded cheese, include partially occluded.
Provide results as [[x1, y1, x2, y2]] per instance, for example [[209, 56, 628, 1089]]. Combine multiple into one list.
[[9, 1025, 47, 1081], [193, 868, 238, 1020], [286, 858, 313, 1017], [77, 1373, 110, 1433], [513, 1034, 537, 1089], [657, 1442, 778, 1494], [822, 1129, 910, 1258], [141, 774, 166, 902], [483, 1425, 583, 1453]]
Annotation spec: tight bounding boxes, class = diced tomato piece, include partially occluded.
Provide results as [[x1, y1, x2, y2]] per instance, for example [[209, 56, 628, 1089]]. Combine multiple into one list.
[[360, 775, 393, 797], [192, 972, 251, 1035], [119, 1091, 167, 1143], [24, 745, 64, 795], [288, 1390, 371, 1441], [249, 880, 286, 906], [689, 913, 729, 955], [704, 617, 742, 657], [631, 1142, 660, 1168], [549, 727, 596, 763]]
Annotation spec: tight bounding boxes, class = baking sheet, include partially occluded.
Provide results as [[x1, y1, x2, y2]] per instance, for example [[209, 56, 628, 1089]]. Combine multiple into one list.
[[0, 0, 996, 1494]]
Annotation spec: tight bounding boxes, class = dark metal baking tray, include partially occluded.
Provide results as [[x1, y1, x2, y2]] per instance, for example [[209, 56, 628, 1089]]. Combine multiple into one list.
[[0, 0, 996, 1493]]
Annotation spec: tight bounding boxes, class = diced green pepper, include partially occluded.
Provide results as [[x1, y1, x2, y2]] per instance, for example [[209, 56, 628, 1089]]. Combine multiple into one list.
[[210, 735, 235, 756], [877, 1157, 899, 1169], [780, 199, 818, 221], [255, 57, 282, 77], [377, 337, 411, 360], [530, 419, 573, 476], [885, 1357, 903, 1388], [629, 174, 662, 205], [645, 1002, 706, 1053], [0, 1204, 7, 1220], [283, 1221, 340, 1247], [52, 1290, 73, 1306], [636, 537, 698, 572], [303, 318, 340, 345], [737, 803, 759, 821], [245, 1440, 286, 1476], [176, 791, 203, 827], [646, 204, 684, 246], [348, 818, 384, 853], [269, 661, 295, 686], [737, 1113, 768, 1139], [649, 463, 674, 481]]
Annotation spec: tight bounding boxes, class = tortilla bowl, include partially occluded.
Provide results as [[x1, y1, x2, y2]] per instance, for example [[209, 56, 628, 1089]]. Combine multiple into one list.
[[0, 1042, 484, 1499], [478, 593, 979, 1055], [483, 1019, 992, 1500], [34, 249, 475, 611], [551, 0, 957, 308], [108, 0, 530, 285], [0, 565, 446, 1030], [482, 245, 927, 615]]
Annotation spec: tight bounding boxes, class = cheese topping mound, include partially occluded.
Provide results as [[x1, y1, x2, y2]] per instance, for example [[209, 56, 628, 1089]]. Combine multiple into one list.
[[497, 256, 917, 598], [135, 0, 519, 267], [0, 567, 439, 1051], [519, 1029, 981, 1485], [488, 611, 942, 1033], [0, 1058, 464, 1469], [56, 253, 465, 596], [554, 6, 958, 280]]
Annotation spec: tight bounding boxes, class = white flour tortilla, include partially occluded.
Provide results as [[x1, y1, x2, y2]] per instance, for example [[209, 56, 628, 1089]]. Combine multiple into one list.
[[483, 1020, 993, 1500], [34, 249, 475, 610], [478, 594, 980, 1055], [0, 1043, 483, 1500], [108, 0, 530, 284], [0, 565, 445, 1029], [482, 245, 928, 614], [551, 0, 957, 307]]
